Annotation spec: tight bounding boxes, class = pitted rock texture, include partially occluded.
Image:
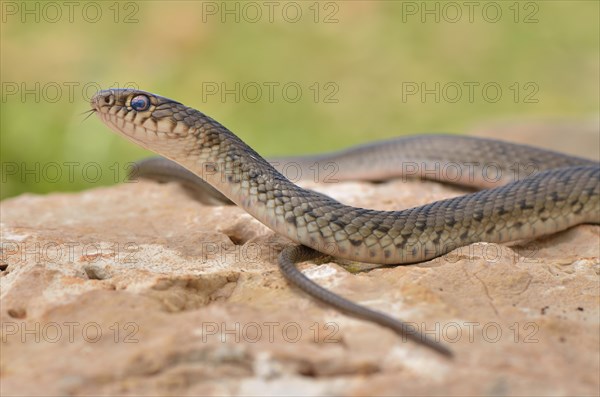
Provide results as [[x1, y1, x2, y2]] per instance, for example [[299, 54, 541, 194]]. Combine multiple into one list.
[[1, 175, 599, 396]]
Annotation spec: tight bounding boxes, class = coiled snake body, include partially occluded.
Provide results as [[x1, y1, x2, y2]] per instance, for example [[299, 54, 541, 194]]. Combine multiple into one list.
[[91, 89, 599, 356]]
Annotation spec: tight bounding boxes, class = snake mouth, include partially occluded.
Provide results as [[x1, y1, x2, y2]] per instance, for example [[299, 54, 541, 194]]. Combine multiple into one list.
[[96, 109, 172, 155], [98, 111, 152, 147]]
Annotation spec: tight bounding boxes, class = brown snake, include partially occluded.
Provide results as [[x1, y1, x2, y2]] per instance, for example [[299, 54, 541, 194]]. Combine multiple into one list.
[[91, 89, 599, 357]]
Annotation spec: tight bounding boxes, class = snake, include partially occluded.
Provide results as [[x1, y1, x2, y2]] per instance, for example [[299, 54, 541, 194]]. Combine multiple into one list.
[[90, 88, 600, 357]]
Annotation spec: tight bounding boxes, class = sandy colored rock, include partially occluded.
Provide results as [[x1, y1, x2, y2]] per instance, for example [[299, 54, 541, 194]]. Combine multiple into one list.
[[1, 174, 599, 396]]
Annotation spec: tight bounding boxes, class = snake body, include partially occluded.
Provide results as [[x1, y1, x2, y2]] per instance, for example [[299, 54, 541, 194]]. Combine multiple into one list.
[[91, 89, 599, 356]]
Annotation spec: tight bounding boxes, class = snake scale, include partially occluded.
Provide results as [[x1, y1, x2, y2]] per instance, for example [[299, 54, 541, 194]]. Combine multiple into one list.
[[91, 89, 599, 356]]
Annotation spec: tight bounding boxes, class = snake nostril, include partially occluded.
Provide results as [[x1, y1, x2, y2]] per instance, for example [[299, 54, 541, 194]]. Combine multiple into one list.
[[103, 96, 110, 104]]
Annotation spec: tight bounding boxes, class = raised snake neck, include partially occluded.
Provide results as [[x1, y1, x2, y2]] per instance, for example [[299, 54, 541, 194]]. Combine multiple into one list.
[[91, 88, 599, 357]]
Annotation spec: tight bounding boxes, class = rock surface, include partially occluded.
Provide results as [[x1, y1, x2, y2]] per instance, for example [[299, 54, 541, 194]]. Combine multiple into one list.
[[1, 162, 599, 396]]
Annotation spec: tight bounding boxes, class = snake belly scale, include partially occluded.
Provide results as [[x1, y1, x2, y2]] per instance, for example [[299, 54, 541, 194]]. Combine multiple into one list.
[[91, 89, 599, 357]]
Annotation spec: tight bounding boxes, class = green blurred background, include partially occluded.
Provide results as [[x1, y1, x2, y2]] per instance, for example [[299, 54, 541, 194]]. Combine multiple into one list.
[[1, 1, 598, 199]]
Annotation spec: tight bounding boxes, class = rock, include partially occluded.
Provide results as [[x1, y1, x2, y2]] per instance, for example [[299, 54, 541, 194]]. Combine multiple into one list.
[[1, 175, 599, 396]]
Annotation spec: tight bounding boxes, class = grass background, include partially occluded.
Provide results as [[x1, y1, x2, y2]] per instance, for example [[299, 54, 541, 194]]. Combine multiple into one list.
[[1, 1, 598, 199]]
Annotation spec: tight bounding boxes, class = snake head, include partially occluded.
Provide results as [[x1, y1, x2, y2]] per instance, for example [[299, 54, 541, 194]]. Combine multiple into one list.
[[90, 89, 199, 154]]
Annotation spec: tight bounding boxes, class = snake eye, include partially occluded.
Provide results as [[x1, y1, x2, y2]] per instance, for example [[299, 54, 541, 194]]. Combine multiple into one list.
[[130, 95, 150, 111]]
